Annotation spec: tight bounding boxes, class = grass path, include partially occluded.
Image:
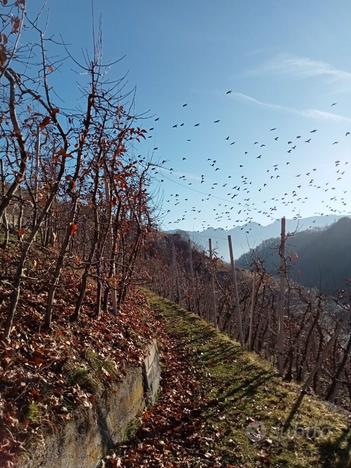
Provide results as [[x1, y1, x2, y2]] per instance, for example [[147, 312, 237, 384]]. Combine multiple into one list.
[[106, 292, 351, 467]]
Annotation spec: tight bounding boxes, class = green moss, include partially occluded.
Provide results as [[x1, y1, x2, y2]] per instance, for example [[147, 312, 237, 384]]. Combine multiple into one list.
[[25, 401, 42, 423], [84, 349, 103, 370], [84, 349, 118, 380], [68, 365, 101, 394], [146, 291, 351, 467], [101, 359, 118, 377], [124, 416, 142, 440]]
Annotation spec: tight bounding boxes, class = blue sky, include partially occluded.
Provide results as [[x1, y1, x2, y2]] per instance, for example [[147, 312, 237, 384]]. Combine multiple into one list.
[[27, 1, 351, 231]]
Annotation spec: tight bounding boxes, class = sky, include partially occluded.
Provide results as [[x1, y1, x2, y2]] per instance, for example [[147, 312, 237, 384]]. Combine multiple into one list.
[[25, 0, 351, 232]]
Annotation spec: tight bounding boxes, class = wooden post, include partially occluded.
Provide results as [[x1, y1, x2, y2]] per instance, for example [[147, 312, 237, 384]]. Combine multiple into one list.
[[103, 165, 118, 315], [17, 188, 23, 231], [34, 127, 40, 206], [188, 239, 194, 278], [228, 235, 244, 344], [277, 216, 286, 376], [32, 126, 41, 234], [247, 272, 256, 350], [188, 239, 195, 311], [171, 239, 180, 303], [209, 238, 217, 326], [0, 158, 9, 248]]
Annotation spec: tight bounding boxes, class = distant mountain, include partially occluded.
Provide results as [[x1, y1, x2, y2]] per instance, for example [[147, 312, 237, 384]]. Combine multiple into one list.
[[170, 215, 348, 260], [237, 217, 351, 294]]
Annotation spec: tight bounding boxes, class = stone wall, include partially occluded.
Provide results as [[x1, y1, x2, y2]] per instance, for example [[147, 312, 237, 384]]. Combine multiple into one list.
[[143, 339, 161, 405], [19, 340, 160, 468]]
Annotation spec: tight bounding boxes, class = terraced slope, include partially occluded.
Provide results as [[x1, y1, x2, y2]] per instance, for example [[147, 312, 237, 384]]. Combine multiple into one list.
[[104, 292, 351, 467]]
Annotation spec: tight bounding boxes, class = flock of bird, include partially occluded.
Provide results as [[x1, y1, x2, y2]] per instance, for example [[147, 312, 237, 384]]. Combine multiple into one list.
[[132, 90, 350, 235]]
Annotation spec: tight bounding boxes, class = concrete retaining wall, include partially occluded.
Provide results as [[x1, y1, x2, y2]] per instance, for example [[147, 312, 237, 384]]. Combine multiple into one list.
[[19, 339, 160, 468]]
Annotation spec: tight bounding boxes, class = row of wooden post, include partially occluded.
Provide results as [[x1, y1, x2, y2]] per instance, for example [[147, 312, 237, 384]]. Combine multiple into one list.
[[169, 217, 286, 375], [206, 217, 286, 371], [168, 221, 335, 429]]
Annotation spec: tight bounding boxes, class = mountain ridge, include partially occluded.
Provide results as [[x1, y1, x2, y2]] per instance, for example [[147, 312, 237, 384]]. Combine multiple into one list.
[[237, 216, 351, 294], [169, 214, 349, 259]]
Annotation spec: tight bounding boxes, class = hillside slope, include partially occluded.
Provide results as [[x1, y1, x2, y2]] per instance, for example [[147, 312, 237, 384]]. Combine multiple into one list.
[[0, 240, 160, 466], [105, 292, 351, 467], [238, 217, 351, 294]]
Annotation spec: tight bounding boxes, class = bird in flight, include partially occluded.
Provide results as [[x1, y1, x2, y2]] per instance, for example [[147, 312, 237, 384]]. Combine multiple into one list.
[[182, 103, 188, 107], [214, 119, 220, 123], [270, 127, 277, 131], [226, 90, 232, 94]]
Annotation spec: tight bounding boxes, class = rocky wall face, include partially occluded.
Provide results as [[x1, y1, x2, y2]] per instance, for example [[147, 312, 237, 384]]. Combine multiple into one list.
[[19, 341, 160, 468], [143, 339, 161, 406]]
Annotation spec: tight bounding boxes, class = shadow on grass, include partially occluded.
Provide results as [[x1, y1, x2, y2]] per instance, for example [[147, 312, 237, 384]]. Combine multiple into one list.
[[150, 294, 351, 466], [156, 298, 276, 406], [215, 370, 274, 402], [319, 426, 351, 467]]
